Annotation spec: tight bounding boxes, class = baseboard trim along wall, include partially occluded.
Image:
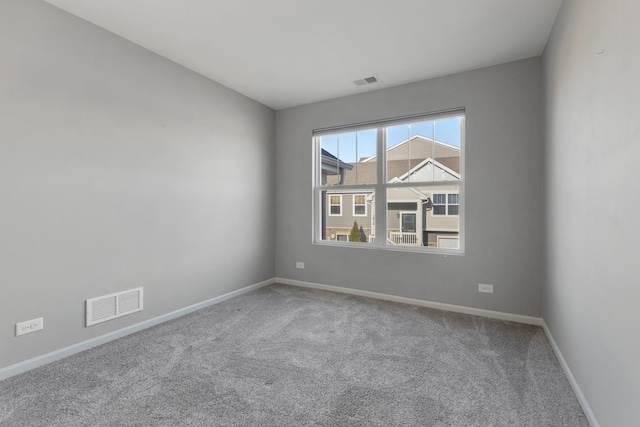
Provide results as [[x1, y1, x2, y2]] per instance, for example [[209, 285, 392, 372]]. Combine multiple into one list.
[[0, 278, 275, 381], [542, 321, 600, 427], [276, 277, 543, 326], [2, 276, 597, 426]]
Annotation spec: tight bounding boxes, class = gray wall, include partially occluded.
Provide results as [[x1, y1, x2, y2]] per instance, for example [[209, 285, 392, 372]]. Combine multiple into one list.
[[276, 58, 545, 317], [0, 0, 275, 369], [543, 0, 640, 425]]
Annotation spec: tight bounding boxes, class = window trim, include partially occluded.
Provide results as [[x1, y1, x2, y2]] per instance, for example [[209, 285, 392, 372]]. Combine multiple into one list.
[[399, 211, 417, 233], [313, 109, 465, 255], [447, 193, 459, 216], [328, 194, 342, 216], [352, 194, 367, 217], [432, 192, 459, 217]]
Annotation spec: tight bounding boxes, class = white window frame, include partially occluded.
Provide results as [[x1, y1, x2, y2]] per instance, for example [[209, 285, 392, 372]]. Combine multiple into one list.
[[352, 194, 367, 216], [313, 109, 465, 254], [447, 193, 459, 216], [328, 194, 342, 216], [432, 192, 459, 216]]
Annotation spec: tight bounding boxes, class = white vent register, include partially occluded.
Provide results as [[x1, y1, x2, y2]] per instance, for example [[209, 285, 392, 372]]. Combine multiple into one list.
[[86, 287, 143, 326]]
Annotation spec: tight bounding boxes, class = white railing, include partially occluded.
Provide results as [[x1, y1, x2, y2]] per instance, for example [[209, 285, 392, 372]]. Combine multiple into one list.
[[370, 233, 420, 245], [389, 232, 419, 246]]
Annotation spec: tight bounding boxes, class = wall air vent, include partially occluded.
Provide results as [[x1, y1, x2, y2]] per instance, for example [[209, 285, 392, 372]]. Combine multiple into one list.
[[86, 287, 143, 327], [354, 75, 380, 86]]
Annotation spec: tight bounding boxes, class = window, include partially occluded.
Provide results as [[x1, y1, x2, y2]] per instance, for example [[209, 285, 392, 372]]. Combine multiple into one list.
[[433, 193, 459, 216], [353, 194, 367, 216], [401, 213, 416, 232], [448, 194, 459, 215], [328, 194, 342, 216], [314, 110, 464, 252], [433, 194, 447, 215]]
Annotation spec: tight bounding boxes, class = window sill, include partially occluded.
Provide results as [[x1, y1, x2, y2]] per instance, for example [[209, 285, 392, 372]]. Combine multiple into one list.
[[313, 240, 464, 256]]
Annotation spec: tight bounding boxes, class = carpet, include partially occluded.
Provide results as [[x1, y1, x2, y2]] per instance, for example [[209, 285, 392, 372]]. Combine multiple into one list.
[[0, 284, 588, 426]]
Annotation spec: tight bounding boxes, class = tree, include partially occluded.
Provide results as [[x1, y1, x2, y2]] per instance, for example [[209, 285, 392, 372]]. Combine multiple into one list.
[[359, 225, 367, 242], [348, 221, 360, 242]]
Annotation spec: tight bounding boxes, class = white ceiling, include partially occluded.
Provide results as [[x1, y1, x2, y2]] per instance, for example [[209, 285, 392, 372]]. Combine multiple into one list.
[[43, 0, 562, 110]]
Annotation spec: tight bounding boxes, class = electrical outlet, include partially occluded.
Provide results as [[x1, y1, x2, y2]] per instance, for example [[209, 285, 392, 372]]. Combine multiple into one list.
[[296, 261, 305, 269], [478, 283, 494, 294], [16, 317, 44, 337]]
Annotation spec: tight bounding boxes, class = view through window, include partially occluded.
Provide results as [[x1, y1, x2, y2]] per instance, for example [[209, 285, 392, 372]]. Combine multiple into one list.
[[314, 111, 464, 251]]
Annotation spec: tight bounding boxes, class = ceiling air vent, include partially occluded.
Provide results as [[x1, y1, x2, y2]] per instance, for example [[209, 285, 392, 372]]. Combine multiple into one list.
[[86, 287, 143, 327], [354, 75, 380, 86]]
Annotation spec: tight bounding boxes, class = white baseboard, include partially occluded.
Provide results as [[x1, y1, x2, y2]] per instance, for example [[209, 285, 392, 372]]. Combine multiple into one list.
[[275, 277, 543, 326], [542, 321, 600, 427], [2, 277, 597, 427], [0, 278, 275, 381]]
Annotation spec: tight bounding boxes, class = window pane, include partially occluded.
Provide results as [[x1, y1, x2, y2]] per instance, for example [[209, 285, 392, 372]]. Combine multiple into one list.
[[354, 129, 377, 185], [448, 205, 459, 215], [321, 190, 374, 244], [320, 135, 339, 186], [402, 214, 416, 232], [386, 121, 436, 182], [321, 129, 377, 186], [385, 117, 461, 184], [386, 124, 412, 182], [434, 117, 461, 183], [353, 194, 367, 216], [387, 185, 459, 247], [328, 194, 341, 216]]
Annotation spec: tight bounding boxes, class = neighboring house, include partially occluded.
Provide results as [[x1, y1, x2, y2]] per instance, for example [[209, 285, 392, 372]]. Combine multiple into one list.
[[324, 135, 461, 248], [320, 148, 352, 185]]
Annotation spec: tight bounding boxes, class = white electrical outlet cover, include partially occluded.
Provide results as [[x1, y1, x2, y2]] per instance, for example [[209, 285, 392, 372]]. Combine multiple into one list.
[[16, 317, 44, 336], [478, 284, 494, 293]]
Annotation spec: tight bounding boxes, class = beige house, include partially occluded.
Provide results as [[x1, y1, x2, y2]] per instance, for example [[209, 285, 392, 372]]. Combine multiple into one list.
[[324, 135, 460, 248]]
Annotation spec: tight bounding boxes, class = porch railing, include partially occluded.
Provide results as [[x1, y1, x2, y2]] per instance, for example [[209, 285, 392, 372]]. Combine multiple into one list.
[[389, 232, 419, 246], [370, 233, 420, 245]]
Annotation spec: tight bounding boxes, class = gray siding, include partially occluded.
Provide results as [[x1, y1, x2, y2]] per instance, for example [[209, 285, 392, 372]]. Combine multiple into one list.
[[325, 191, 373, 230]]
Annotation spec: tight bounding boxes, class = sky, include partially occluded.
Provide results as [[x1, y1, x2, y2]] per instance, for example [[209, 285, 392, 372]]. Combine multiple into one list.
[[321, 116, 461, 163]]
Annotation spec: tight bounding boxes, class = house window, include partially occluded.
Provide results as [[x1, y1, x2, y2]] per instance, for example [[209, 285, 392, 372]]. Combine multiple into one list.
[[336, 234, 348, 241], [328, 194, 342, 216], [448, 194, 459, 215], [433, 193, 459, 216], [314, 110, 464, 252], [433, 194, 447, 215], [401, 213, 416, 232], [353, 194, 367, 216]]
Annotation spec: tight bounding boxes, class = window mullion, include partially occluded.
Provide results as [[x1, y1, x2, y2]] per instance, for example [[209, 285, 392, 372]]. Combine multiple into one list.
[[375, 127, 386, 247]]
